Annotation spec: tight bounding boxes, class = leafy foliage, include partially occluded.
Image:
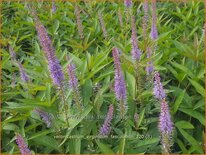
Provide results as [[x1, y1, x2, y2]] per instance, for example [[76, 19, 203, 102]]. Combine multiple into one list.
[[1, 1, 205, 154]]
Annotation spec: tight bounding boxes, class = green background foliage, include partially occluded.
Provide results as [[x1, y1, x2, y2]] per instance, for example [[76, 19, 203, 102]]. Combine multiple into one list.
[[1, 1, 205, 154]]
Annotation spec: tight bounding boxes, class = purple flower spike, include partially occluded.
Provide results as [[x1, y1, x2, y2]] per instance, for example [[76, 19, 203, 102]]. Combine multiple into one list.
[[15, 134, 31, 154], [150, 0, 158, 40], [67, 56, 82, 111], [146, 48, 154, 75], [67, 60, 78, 91], [112, 48, 127, 101], [153, 71, 166, 100], [9, 46, 16, 61], [52, 0, 57, 13], [31, 9, 64, 86], [99, 104, 114, 136], [48, 58, 65, 87], [74, 5, 84, 40], [113, 48, 127, 117], [124, 0, 132, 7], [131, 16, 142, 61], [134, 112, 139, 128], [17, 62, 29, 82], [142, 0, 149, 38], [34, 108, 52, 128], [159, 100, 173, 153], [159, 100, 173, 134], [98, 11, 108, 38], [118, 9, 123, 27]]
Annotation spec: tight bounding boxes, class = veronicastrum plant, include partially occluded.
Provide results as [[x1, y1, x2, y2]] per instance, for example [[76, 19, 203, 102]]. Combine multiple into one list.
[[1, 0, 205, 154]]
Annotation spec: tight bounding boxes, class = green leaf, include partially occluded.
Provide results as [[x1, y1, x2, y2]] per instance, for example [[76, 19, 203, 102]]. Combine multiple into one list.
[[175, 121, 194, 129], [118, 132, 126, 154], [82, 79, 92, 105], [134, 138, 159, 148], [137, 108, 145, 128], [193, 99, 204, 110], [170, 61, 194, 79], [173, 90, 185, 114], [178, 128, 203, 153], [28, 130, 53, 140], [179, 108, 204, 125], [2, 123, 19, 131], [126, 71, 136, 98], [59, 106, 92, 146], [188, 79, 205, 97], [53, 20, 60, 34], [96, 140, 114, 154], [176, 138, 188, 153], [32, 135, 62, 153]]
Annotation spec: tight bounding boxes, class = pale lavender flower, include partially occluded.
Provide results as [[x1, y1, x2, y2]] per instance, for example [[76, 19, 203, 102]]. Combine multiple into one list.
[[34, 108, 52, 128], [158, 100, 173, 153], [124, 0, 132, 7], [67, 56, 82, 111], [159, 100, 173, 153], [74, 5, 84, 39], [67, 60, 78, 91], [31, 9, 64, 86], [142, 0, 149, 38], [159, 100, 173, 134], [11, 73, 17, 87], [52, 1, 57, 13], [9, 45, 16, 61], [146, 48, 154, 75], [15, 134, 31, 154], [153, 71, 166, 100], [131, 15, 142, 61], [134, 112, 139, 128], [118, 9, 123, 27], [98, 11, 108, 38], [150, 0, 158, 40], [113, 48, 127, 118], [150, 22, 158, 40], [99, 104, 114, 136], [17, 62, 29, 82], [113, 48, 127, 101]]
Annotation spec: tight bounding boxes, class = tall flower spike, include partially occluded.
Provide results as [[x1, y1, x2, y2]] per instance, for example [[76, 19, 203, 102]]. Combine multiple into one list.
[[150, 0, 158, 40], [9, 45, 16, 62], [11, 73, 17, 87], [67, 56, 82, 111], [131, 15, 142, 61], [159, 100, 173, 153], [30, 9, 64, 87], [74, 5, 84, 40], [52, 0, 57, 13], [146, 48, 154, 75], [67, 61, 78, 91], [113, 48, 127, 101], [112, 48, 127, 117], [159, 100, 173, 134], [134, 112, 139, 129], [118, 9, 123, 27], [99, 104, 114, 136], [17, 62, 29, 82], [15, 134, 31, 154], [98, 11, 108, 38], [142, 0, 149, 39], [34, 108, 52, 128], [124, 0, 132, 8], [153, 71, 166, 100]]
